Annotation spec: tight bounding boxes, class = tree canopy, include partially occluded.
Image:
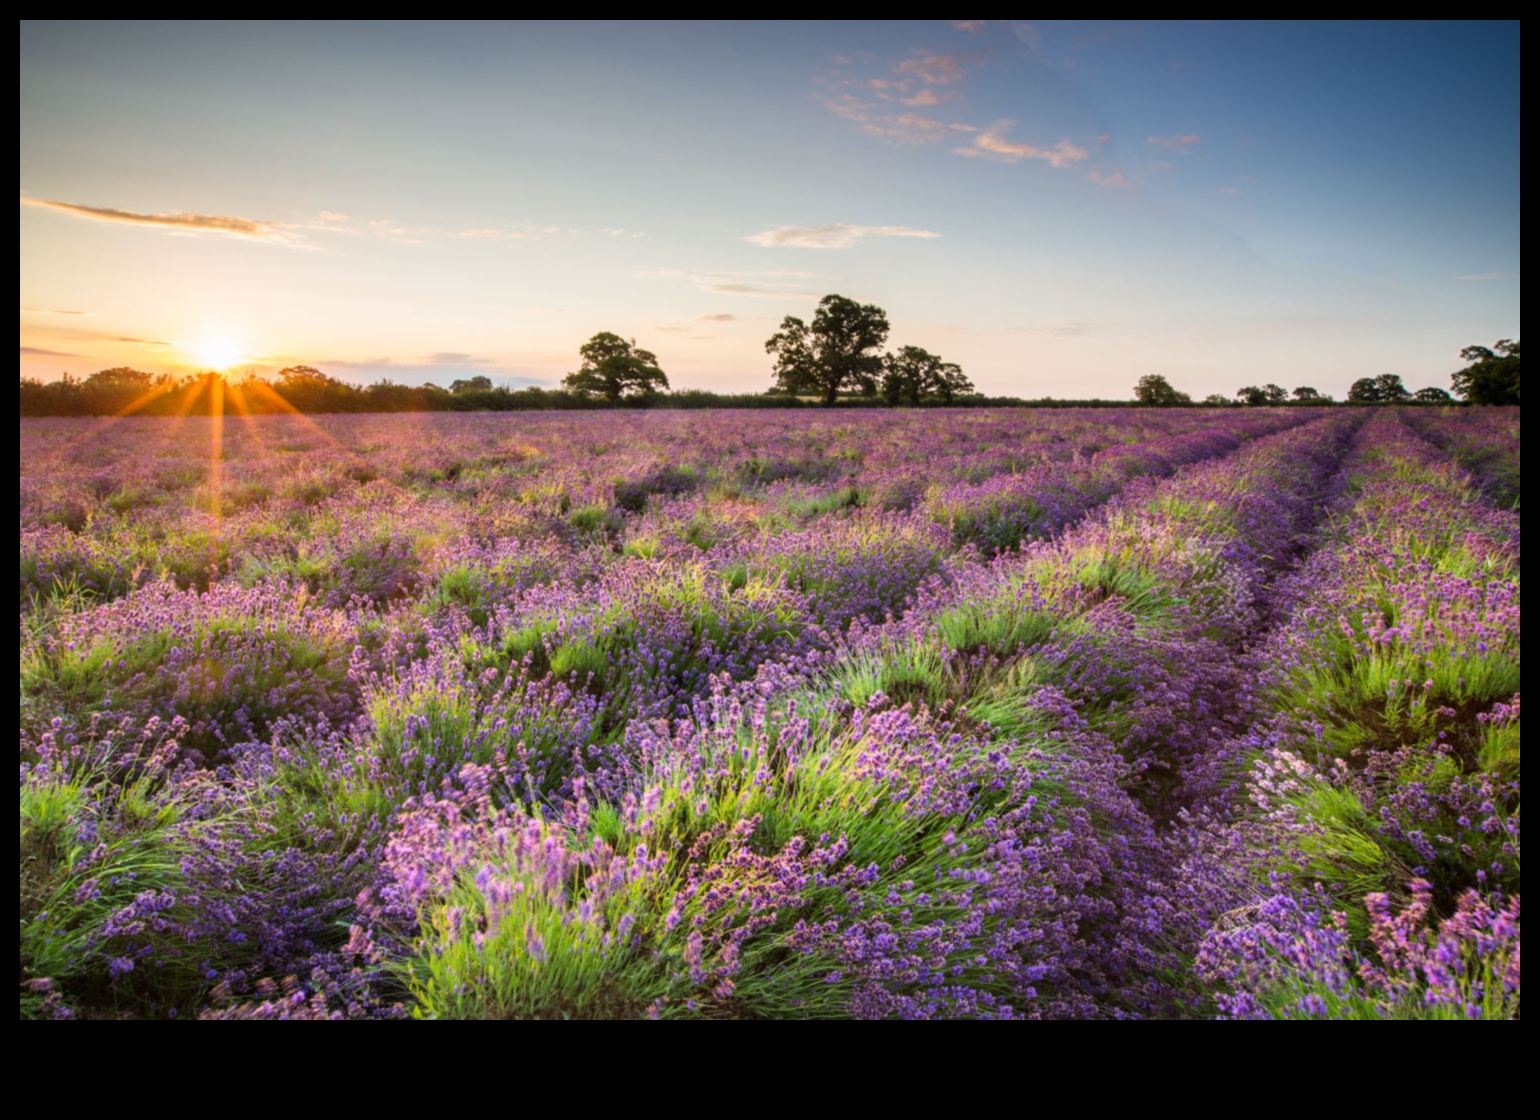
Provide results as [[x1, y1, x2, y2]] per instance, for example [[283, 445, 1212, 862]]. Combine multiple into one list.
[[1132, 374, 1191, 406], [1451, 339, 1519, 405], [1235, 384, 1287, 406], [884, 346, 974, 405], [766, 295, 890, 405], [562, 333, 669, 401], [1347, 373, 1411, 403]]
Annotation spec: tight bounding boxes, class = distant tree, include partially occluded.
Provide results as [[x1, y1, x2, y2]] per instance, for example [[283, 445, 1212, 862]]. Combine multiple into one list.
[[1202, 393, 1232, 406], [882, 347, 933, 405], [85, 366, 157, 390], [927, 358, 974, 404], [882, 346, 973, 404], [1413, 386, 1453, 403], [1261, 383, 1288, 403], [1292, 386, 1322, 401], [449, 375, 493, 394], [1133, 374, 1192, 406], [563, 333, 669, 401], [1348, 373, 1411, 404], [1235, 385, 1270, 406], [1451, 339, 1519, 405], [272, 365, 360, 411], [766, 295, 889, 405]]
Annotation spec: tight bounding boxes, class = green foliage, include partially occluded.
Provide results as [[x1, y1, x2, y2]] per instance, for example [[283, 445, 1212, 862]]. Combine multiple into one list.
[[1132, 374, 1192, 407], [883, 346, 974, 405], [20, 745, 209, 1019], [766, 295, 890, 405], [1347, 373, 1411, 403], [1451, 339, 1519, 405], [562, 333, 669, 401]]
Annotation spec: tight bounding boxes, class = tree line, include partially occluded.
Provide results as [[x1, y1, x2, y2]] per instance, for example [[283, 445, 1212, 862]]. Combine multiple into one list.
[[19, 316, 1516, 416], [1130, 339, 1517, 407]]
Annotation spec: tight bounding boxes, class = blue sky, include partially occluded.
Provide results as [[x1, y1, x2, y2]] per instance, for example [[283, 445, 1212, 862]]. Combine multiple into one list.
[[19, 20, 1520, 399]]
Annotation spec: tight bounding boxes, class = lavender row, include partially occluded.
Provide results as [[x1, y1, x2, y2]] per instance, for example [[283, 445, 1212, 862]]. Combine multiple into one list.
[[1403, 406, 1520, 508], [1195, 414, 1520, 1019]]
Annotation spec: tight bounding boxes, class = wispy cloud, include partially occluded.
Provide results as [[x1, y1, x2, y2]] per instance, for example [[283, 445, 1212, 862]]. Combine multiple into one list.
[[426, 351, 493, 365], [1015, 319, 1104, 336], [952, 20, 986, 32], [21, 307, 92, 316], [1146, 133, 1201, 151], [30, 325, 173, 347], [649, 269, 825, 299], [819, 49, 981, 144], [954, 121, 1088, 167], [747, 224, 941, 250], [894, 51, 971, 85], [1087, 169, 1131, 189], [20, 345, 79, 356], [699, 313, 739, 322], [824, 94, 949, 144], [20, 197, 289, 240], [1450, 272, 1519, 280]]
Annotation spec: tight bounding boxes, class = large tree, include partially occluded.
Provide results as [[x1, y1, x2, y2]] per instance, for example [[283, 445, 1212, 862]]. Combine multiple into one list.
[[1451, 339, 1519, 405], [766, 295, 889, 405], [1133, 374, 1191, 406], [563, 333, 668, 401]]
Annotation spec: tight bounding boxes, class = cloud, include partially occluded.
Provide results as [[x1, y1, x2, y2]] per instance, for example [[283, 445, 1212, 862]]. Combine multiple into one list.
[[649, 269, 825, 299], [20, 197, 288, 240], [1450, 272, 1520, 280], [1219, 186, 1243, 196], [426, 351, 493, 365], [1087, 169, 1131, 189], [1146, 133, 1201, 151], [1015, 319, 1103, 336], [952, 20, 986, 32], [901, 89, 940, 107], [823, 94, 949, 144], [20, 346, 78, 356], [954, 121, 1088, 167], [894, 51, 970, 85], [21, 307, 92, 316], [747, 224, 941, 250], [699, 313, 739, 322], [456, 227, 529, 240]]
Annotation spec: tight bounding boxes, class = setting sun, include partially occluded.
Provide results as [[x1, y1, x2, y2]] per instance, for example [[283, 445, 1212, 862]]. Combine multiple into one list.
[[191, 335, 243, 370]]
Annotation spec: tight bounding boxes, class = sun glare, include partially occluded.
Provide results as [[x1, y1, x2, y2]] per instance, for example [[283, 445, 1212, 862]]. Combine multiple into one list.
[[192, 335, 243, 370]]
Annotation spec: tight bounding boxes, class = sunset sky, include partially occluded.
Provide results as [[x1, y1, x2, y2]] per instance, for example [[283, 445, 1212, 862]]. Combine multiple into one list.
[[19, 20, 1520, 399]]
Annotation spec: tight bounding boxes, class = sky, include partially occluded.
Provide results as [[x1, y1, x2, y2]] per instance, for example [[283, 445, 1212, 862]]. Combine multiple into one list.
[[19, 20, 1521, 400]]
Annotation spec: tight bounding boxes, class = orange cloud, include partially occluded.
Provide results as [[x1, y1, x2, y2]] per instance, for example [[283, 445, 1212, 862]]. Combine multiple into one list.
[[746, 224, 941, 250], [20, 197, 287, 240], [954, 122, 1088, 168], [894, 51, 969, 84]]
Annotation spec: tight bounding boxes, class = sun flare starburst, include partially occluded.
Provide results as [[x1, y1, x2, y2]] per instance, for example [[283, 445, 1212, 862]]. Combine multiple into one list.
[[192, 335, 243, 371]]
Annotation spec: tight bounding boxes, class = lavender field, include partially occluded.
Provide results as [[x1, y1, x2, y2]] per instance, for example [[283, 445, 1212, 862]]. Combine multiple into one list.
[[19, 407, 1520, 1019]]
